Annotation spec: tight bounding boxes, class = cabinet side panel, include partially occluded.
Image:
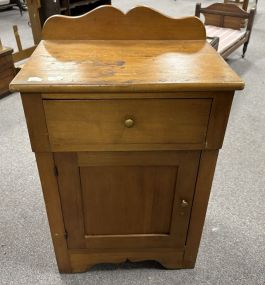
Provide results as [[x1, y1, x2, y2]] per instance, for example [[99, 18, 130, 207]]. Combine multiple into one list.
[[21, 93, 51, 152], [35, 152, 71, 273], [183, 150, 219, 268], [206, 92, 234, 149]]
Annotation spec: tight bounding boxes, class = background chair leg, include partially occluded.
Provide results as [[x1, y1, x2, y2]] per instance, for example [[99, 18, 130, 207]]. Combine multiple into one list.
[[242, 42, 249, 58], [15, 0, 27, 15], [16, 0, 23, 15]]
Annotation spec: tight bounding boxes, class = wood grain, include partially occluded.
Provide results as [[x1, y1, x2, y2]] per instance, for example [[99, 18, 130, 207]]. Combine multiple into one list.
[[13, 5, 243, 272], [80, 166, 177, 235], [40, 91, 225, 100], [42, 6, 206, 40], [69, 248, 184, 272], [20, 93, 51, 152], [206, 92, 234, 149], [54, 151, 200, 251], [183, 150, 219, 268], [35, 153, 71, 273], [200, 3, 249, 29], [77, 151, 201, 167], [54, 153, 86, 249], [10, 40, 244, 93], [43, 99, 212, 150]]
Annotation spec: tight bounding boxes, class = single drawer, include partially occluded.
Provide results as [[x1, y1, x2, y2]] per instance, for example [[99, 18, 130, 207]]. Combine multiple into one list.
[[43, 99, 212, 150]]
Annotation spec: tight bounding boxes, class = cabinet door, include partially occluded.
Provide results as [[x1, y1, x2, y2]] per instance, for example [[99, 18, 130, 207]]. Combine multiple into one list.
[[55, 151, 200, 250]]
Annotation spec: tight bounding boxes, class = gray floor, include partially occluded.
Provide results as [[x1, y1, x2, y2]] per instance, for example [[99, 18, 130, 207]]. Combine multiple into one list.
[[0, 1, 265, 284]]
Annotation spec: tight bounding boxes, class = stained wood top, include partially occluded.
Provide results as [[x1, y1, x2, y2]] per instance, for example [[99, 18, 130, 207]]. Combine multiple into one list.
[[10, 39, 244, 93], [10, 6, 244, 93]]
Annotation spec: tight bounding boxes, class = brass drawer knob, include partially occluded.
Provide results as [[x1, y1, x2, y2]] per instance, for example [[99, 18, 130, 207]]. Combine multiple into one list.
[[181, 200, 189, 208], [124, 118, 134, 128]]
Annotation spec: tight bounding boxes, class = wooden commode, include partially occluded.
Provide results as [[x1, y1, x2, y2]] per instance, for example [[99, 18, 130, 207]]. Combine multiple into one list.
[[10, 6, 244, 273]]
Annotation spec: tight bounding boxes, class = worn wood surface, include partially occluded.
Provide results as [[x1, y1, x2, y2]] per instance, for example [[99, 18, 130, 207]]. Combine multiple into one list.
[[10, 40, 244, 93], [42, 6, 206, 41]]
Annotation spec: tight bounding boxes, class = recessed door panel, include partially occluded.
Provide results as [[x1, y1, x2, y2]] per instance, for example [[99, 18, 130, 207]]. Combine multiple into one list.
[[80, 166, 177, 235]]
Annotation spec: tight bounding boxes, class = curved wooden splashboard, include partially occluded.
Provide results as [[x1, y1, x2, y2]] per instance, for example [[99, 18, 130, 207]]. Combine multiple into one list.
[[42, 5, 206, 40]]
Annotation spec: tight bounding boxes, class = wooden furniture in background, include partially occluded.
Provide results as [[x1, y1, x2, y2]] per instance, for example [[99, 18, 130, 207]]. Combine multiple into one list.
[[224, 0, 258, 11], [0, 0, 25, 15], [26, 0, 42, 44], [0, 25, 34, 98], [10, 6, 244, 273], [0, 40, 16, 98], [12, 25, 36, 64], [0, 26, 35, 99], [207, 36, 219, 50], [26, 0, 111, 44], [224, 0, 249, 11], [56, 0, 111, 16], [196, 3, 255, 58]]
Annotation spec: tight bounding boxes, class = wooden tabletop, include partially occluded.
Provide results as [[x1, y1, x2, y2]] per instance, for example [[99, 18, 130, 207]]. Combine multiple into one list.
[[10, 39, 244, 93]]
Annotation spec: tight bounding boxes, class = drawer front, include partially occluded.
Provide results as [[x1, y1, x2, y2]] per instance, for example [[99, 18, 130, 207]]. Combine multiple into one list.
[[43, 99, 212, 150]]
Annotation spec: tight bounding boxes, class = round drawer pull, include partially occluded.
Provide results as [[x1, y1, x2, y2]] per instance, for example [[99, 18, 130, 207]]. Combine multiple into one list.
[[124, 118, 134, 128]]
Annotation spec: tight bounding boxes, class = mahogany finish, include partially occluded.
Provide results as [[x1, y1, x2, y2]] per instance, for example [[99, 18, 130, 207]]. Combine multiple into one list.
[[10, 6, 244, 273]]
